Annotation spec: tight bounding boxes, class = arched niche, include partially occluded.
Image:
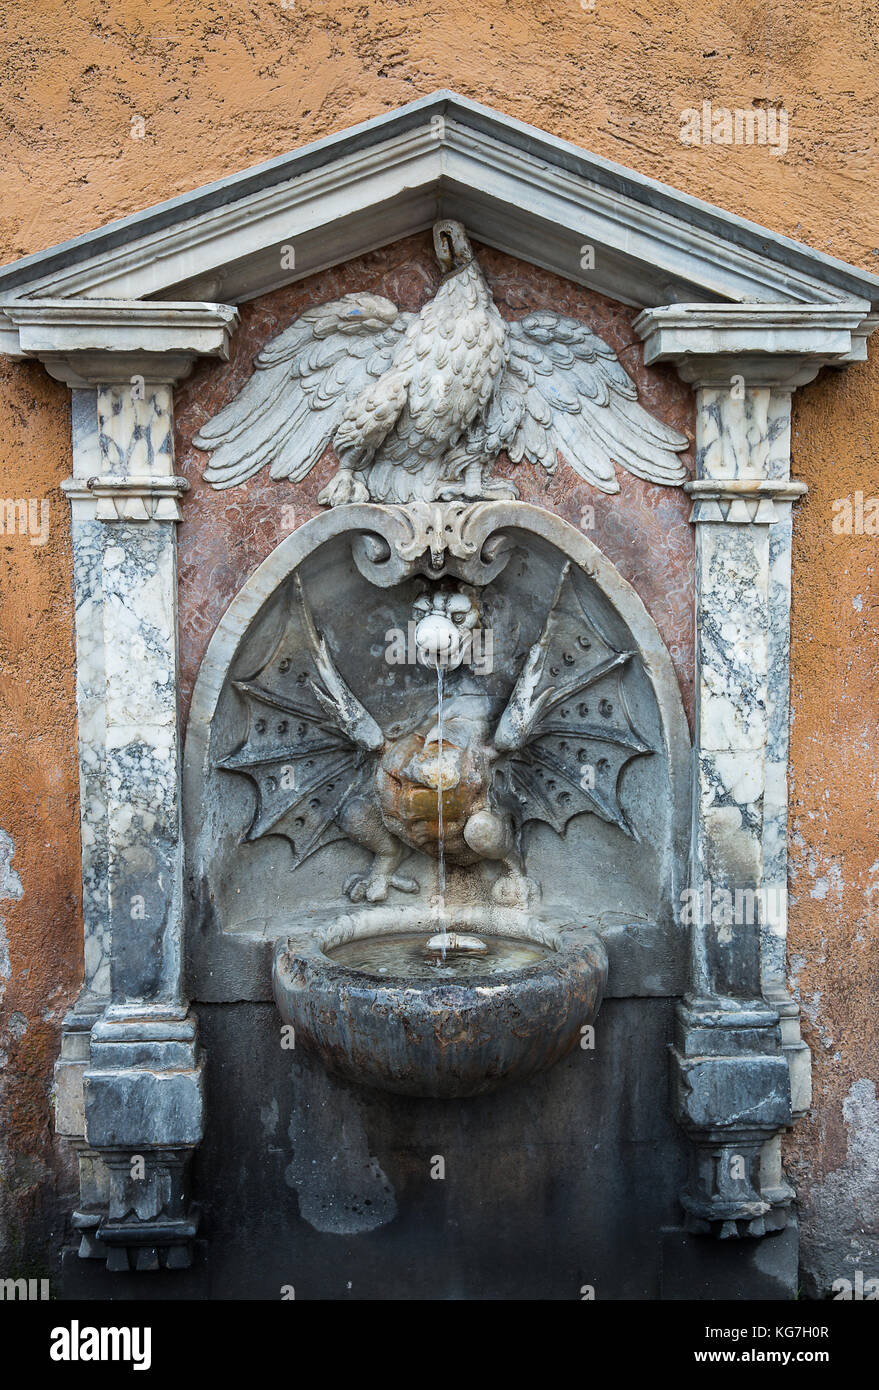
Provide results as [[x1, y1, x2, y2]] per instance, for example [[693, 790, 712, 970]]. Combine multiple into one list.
[[183, 501, 691, 1001]]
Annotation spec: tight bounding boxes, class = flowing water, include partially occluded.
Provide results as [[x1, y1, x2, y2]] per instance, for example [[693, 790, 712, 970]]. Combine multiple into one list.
[[432, 660, 448, 960], [327, 650, 556, 982]]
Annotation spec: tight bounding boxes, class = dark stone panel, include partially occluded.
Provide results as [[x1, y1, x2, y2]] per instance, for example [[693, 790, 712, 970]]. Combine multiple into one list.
[[58, 996, 798, 1301], [659, 1221, 799, 1301], [186, 997, 688, 1300], [59, 1244, 208, 1300]]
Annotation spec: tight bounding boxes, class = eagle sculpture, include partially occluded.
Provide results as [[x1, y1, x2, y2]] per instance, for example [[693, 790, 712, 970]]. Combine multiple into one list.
[[194, 220, 689, 504]]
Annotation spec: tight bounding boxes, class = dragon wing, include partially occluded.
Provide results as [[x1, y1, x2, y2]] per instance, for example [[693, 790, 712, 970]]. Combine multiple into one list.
[[194, 295, 414, 489], [473, 311, 688, 493], [491, 563, 653, 839], [215, 574, 384, 868]]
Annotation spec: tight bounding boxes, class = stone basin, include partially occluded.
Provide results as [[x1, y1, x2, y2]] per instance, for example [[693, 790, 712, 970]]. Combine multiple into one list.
[[272, 907, 607, 1098]]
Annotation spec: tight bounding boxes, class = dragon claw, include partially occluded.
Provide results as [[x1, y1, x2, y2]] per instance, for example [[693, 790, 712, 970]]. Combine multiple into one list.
[[389, 873, 420, 895], [344, 871, 419, 903]]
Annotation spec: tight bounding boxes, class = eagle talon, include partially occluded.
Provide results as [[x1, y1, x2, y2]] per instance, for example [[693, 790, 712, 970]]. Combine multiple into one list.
[[318, 467, 369, 508], [478, 474, 519, 501], [437, 462, 519, 503], [435, 478, 467, 500]]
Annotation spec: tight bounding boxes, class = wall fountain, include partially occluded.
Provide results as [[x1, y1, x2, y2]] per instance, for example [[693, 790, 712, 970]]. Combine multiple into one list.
[[221, 533, 629, 1098], [187, 493, 689, 1103], [183, 225, 691, 1112], [173, 240, 685, 1145], [16, 91, 857, 1289], [171, 222, 698, 1290]]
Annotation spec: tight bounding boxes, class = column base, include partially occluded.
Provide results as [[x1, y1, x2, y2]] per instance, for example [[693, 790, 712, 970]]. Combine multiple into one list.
[[82, 1005, 204, 1272], [672, 996, 794, 1239]]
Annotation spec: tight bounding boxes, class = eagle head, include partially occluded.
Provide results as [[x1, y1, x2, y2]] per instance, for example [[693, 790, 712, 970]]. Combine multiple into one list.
[[433, 219, 474, 274]]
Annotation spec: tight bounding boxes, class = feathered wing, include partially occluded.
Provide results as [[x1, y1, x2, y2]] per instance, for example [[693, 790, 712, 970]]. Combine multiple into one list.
[[469, 311, 689, 493], [214, 574, 384, 868], [491, 563, 653, 839], [194, 295, 413, 490]]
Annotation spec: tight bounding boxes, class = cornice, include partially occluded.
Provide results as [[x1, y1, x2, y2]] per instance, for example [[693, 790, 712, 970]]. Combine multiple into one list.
[[0, 92, 874, 325]]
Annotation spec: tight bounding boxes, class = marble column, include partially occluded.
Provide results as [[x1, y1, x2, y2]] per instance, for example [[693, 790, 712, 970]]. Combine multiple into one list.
[[80, 381, 200, 1271], [37, 303, 238, 1270], [634, 307, 847, 1238]]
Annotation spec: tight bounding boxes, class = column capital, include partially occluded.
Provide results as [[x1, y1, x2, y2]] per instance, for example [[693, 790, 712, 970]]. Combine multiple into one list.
[[61, 474, 191, 522], [634, 302, 874, 387], [0, 298, 239, 387], [685, 477, 808, 525]]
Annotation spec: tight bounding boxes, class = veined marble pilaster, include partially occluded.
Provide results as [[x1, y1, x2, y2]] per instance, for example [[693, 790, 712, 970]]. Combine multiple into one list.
[[62, 384, 190, 1005], [678, 387, 801, 1233], [47, 309, 236, 1271], [688, 386, 798, 999], [634, 309, 829, 1237], [92, 384, 184, 1004], [683, 383, 808, 1005], [67, 389, 111, 1000], [74, 380, 203, 1269]]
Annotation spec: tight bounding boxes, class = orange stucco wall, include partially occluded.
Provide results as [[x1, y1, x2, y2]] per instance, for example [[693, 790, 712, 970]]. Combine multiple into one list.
[[0, 1, 876, 1289]]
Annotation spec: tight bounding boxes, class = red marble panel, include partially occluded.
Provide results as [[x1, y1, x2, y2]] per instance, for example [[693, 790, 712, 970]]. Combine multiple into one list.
[[174, 233, 695, 729]]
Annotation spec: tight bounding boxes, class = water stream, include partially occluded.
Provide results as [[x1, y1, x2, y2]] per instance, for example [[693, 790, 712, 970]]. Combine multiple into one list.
[[433, 659, 447, 960], [325, 637, 551, 983]]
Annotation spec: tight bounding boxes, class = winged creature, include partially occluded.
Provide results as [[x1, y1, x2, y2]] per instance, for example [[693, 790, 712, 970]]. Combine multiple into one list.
[[194, 220, 688, 505], [216, 564, 652, 906]]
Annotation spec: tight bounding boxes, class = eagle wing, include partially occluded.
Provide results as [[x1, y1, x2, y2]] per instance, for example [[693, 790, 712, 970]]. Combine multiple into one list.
[[472, 311, 688, 493], [491, 563, 653, 839], [194, 295, 413, 489]]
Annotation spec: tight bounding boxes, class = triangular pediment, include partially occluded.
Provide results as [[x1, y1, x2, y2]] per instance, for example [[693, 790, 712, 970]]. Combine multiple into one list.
[[0, 91, 877, 327]]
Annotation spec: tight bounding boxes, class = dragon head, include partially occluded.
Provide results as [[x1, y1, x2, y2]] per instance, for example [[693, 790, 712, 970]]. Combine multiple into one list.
[[413, 583, 481, 670]]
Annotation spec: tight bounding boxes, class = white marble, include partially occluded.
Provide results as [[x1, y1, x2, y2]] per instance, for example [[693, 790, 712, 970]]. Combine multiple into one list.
[[636, 304, 872, 370], [98, 383, 174, 478], [69, 390, 111, 1000], [696, 524, 771, 753]]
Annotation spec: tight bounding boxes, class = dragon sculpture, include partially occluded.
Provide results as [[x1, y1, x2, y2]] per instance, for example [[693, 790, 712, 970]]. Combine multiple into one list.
[[216, 563, 652, 905]]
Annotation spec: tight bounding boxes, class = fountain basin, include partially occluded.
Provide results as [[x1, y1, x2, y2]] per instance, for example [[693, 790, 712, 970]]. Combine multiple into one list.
[[272, 909, 607, 1098]]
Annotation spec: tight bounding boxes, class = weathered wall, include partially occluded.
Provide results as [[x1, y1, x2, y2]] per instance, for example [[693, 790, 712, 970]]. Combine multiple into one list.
[[0, 0, 876, 1293], [786, 356, 879, 1297], [0, 359, 79, 1275]]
